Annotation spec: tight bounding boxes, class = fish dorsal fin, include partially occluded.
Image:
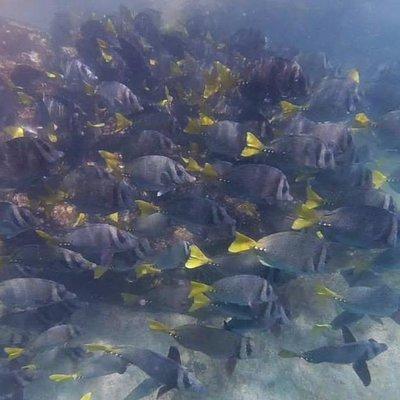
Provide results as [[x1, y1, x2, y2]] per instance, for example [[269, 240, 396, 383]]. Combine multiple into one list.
[[341, 326, 357, 343], [241, 132, 265, 157], [167, 346, 181, 364], [228, 231, 257, 253]]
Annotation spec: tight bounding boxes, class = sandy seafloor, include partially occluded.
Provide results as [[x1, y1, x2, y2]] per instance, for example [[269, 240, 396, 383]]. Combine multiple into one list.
[[24, 270, 400, 400]]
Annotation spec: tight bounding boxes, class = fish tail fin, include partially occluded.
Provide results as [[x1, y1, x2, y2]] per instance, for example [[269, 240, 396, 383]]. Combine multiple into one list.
[[185, 245, 213, 269], [291, 205, 318, 230], [136, 263, 161, 278], [348, 68, 360, 84], [121, 293, 140, 306], [189, 293, 211, 312], [203, 163, 218, 178], [372, 170, 388, 189], [312, 323, 332, 333], [115, 112, 133, 132], [135, 200, 160, 216], [189, 281, 213, 298], [49, 373, 80, 383], [228, 231, 257, 253], [35, 230, 58, 245], [241, 132, 265, 157], [98, 150, 124, 175], [315, 284, 342, 299], [4, 347, 25, 360], [279, 101, 308, 117], [354, 113, 374, 128], [278, 349, 300, 358], [304, 187, 324, 209], [148, 319, 171, 334], [93, 265, 109, 279], [80, 393, 93, 400]]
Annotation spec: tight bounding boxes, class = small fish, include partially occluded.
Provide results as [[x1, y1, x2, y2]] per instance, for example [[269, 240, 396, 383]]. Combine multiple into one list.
[[279, 327, 387, 386]]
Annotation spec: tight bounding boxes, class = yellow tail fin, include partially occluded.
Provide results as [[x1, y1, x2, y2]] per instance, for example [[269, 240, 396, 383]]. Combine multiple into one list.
[[35, 230, 57, 245], [228, 231, 257, 253], [93, 266, 108, 280], [3, 126, 24, 139], [189, 281, 213, 298], [135, 200, 160, 216], [87, 121, 105, 128], [115, 113, 133, 132], [304, 187, 324, 210], [185, 245, 213, 269], [348, 68, 360, 84], [4, 347, 24, 360], [80, 393, 93, 400], [85, 343, 120, 354], [291, 205, 318, 230], [121, 293, 139, 305], [148, 319, 171, 333], [49, 373, 80, 383], [354, 113, 373, 128], [372, 170, 388, 189], [241, 132, 265, 157], [279, 101, 308, 118], [136, 264, 161, 278], [183, 157, 218, 178], [189, 293, 211, 312], [98, 150, 124, 175], [315, 284, 342, 299]]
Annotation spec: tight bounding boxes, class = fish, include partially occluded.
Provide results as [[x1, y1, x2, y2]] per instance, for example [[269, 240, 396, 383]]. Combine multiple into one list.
[[37, 223, 150, 266], [316, 284, 400, 326], [125, 155, 196, 196], [4, 324, 80, 360], [222, 164, 293, 204], [62, 164, 138, 215], [0, 201, 40, 239], [97, 81, 143, 115], [149, 321, 257, 374], [228, 231, 328, 274], [279, 326, 387, 386], [0, 278, 77, 318], [121, 346, 206, 398], [292, 206, 398, 249]]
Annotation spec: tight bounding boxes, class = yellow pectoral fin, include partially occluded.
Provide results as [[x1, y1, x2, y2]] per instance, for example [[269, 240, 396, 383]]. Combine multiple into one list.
[[228, 231, 257, 253], [148, 319, 171, 333], [185, 245, 213, 269]]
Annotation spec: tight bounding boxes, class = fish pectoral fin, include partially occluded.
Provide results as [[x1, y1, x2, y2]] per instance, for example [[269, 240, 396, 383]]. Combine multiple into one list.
[[157, 384, 174, 398], [125, 378, 160, 400], [341, 326, 357, 344], [167, 346, 181, 365], [224, 356, 238, 376], [352, 359, 371, 386]]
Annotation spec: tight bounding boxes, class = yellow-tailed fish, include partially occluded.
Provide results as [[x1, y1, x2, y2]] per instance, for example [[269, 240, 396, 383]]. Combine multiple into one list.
[[241, 132, 266, 157], [185, 245, 213, 269], [115, 113, 133, 132], [228, 231, 257, 253]]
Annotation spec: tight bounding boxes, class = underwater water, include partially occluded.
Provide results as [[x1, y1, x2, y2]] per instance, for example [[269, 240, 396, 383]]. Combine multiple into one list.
[[1, 1, 400, 399]]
